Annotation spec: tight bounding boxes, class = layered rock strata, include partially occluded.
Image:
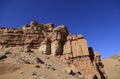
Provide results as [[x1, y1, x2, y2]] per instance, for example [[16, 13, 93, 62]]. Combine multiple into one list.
[[0, 21, 54, 48], [0, 21, 107, 79]]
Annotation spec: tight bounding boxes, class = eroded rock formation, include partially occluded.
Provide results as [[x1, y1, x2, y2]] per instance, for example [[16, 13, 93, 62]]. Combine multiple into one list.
[[0, 21, 54, 48], [0, 21, 107, 79]]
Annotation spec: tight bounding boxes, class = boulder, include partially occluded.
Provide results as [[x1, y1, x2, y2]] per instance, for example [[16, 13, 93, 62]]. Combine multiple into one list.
[[44, 23, 54, 31], [77, 34, 83, 39], [30, 21, 38, 26], [70, 64, 78, 73], [65, 66, 72, 74]]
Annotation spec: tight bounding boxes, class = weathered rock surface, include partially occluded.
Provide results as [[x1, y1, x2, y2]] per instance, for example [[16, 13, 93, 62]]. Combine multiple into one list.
[[0, 21, 54, 49], [0, 21, 107, 79]]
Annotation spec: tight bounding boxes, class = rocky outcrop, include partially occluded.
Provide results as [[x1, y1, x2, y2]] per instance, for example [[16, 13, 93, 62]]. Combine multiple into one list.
[[0, 21, 107, 79], [39, 25, 69, 56], [63, 34, 89, 57], [0, 21, 54, 49]]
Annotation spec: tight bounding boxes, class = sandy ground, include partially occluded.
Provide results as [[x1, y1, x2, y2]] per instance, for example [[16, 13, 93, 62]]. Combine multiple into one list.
[[0, 63, 75, 79], [0, 47, 80, 79], [0, 46, 119, 79], [102, 53, 120, 79]]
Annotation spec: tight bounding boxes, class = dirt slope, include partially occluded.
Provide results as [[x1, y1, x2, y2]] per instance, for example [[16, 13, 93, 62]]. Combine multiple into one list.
[[102, 53, 120, 79], [0, 47, 80, 79]]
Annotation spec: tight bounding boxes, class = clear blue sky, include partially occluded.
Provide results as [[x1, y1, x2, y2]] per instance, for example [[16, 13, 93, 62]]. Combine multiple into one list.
[[0, 0, 120, 58]]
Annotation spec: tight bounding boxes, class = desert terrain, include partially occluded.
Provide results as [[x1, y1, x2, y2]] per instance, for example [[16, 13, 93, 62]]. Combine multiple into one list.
[[102, 53, 120, 79], [0, 21, 107, 79], [0, 47, 78, 79], [0, 47, 119, 79]]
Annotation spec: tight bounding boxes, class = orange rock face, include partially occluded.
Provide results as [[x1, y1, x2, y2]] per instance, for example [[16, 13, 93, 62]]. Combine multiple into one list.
[[0, 21, 107, 79], [0, 21, 54, 49]]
